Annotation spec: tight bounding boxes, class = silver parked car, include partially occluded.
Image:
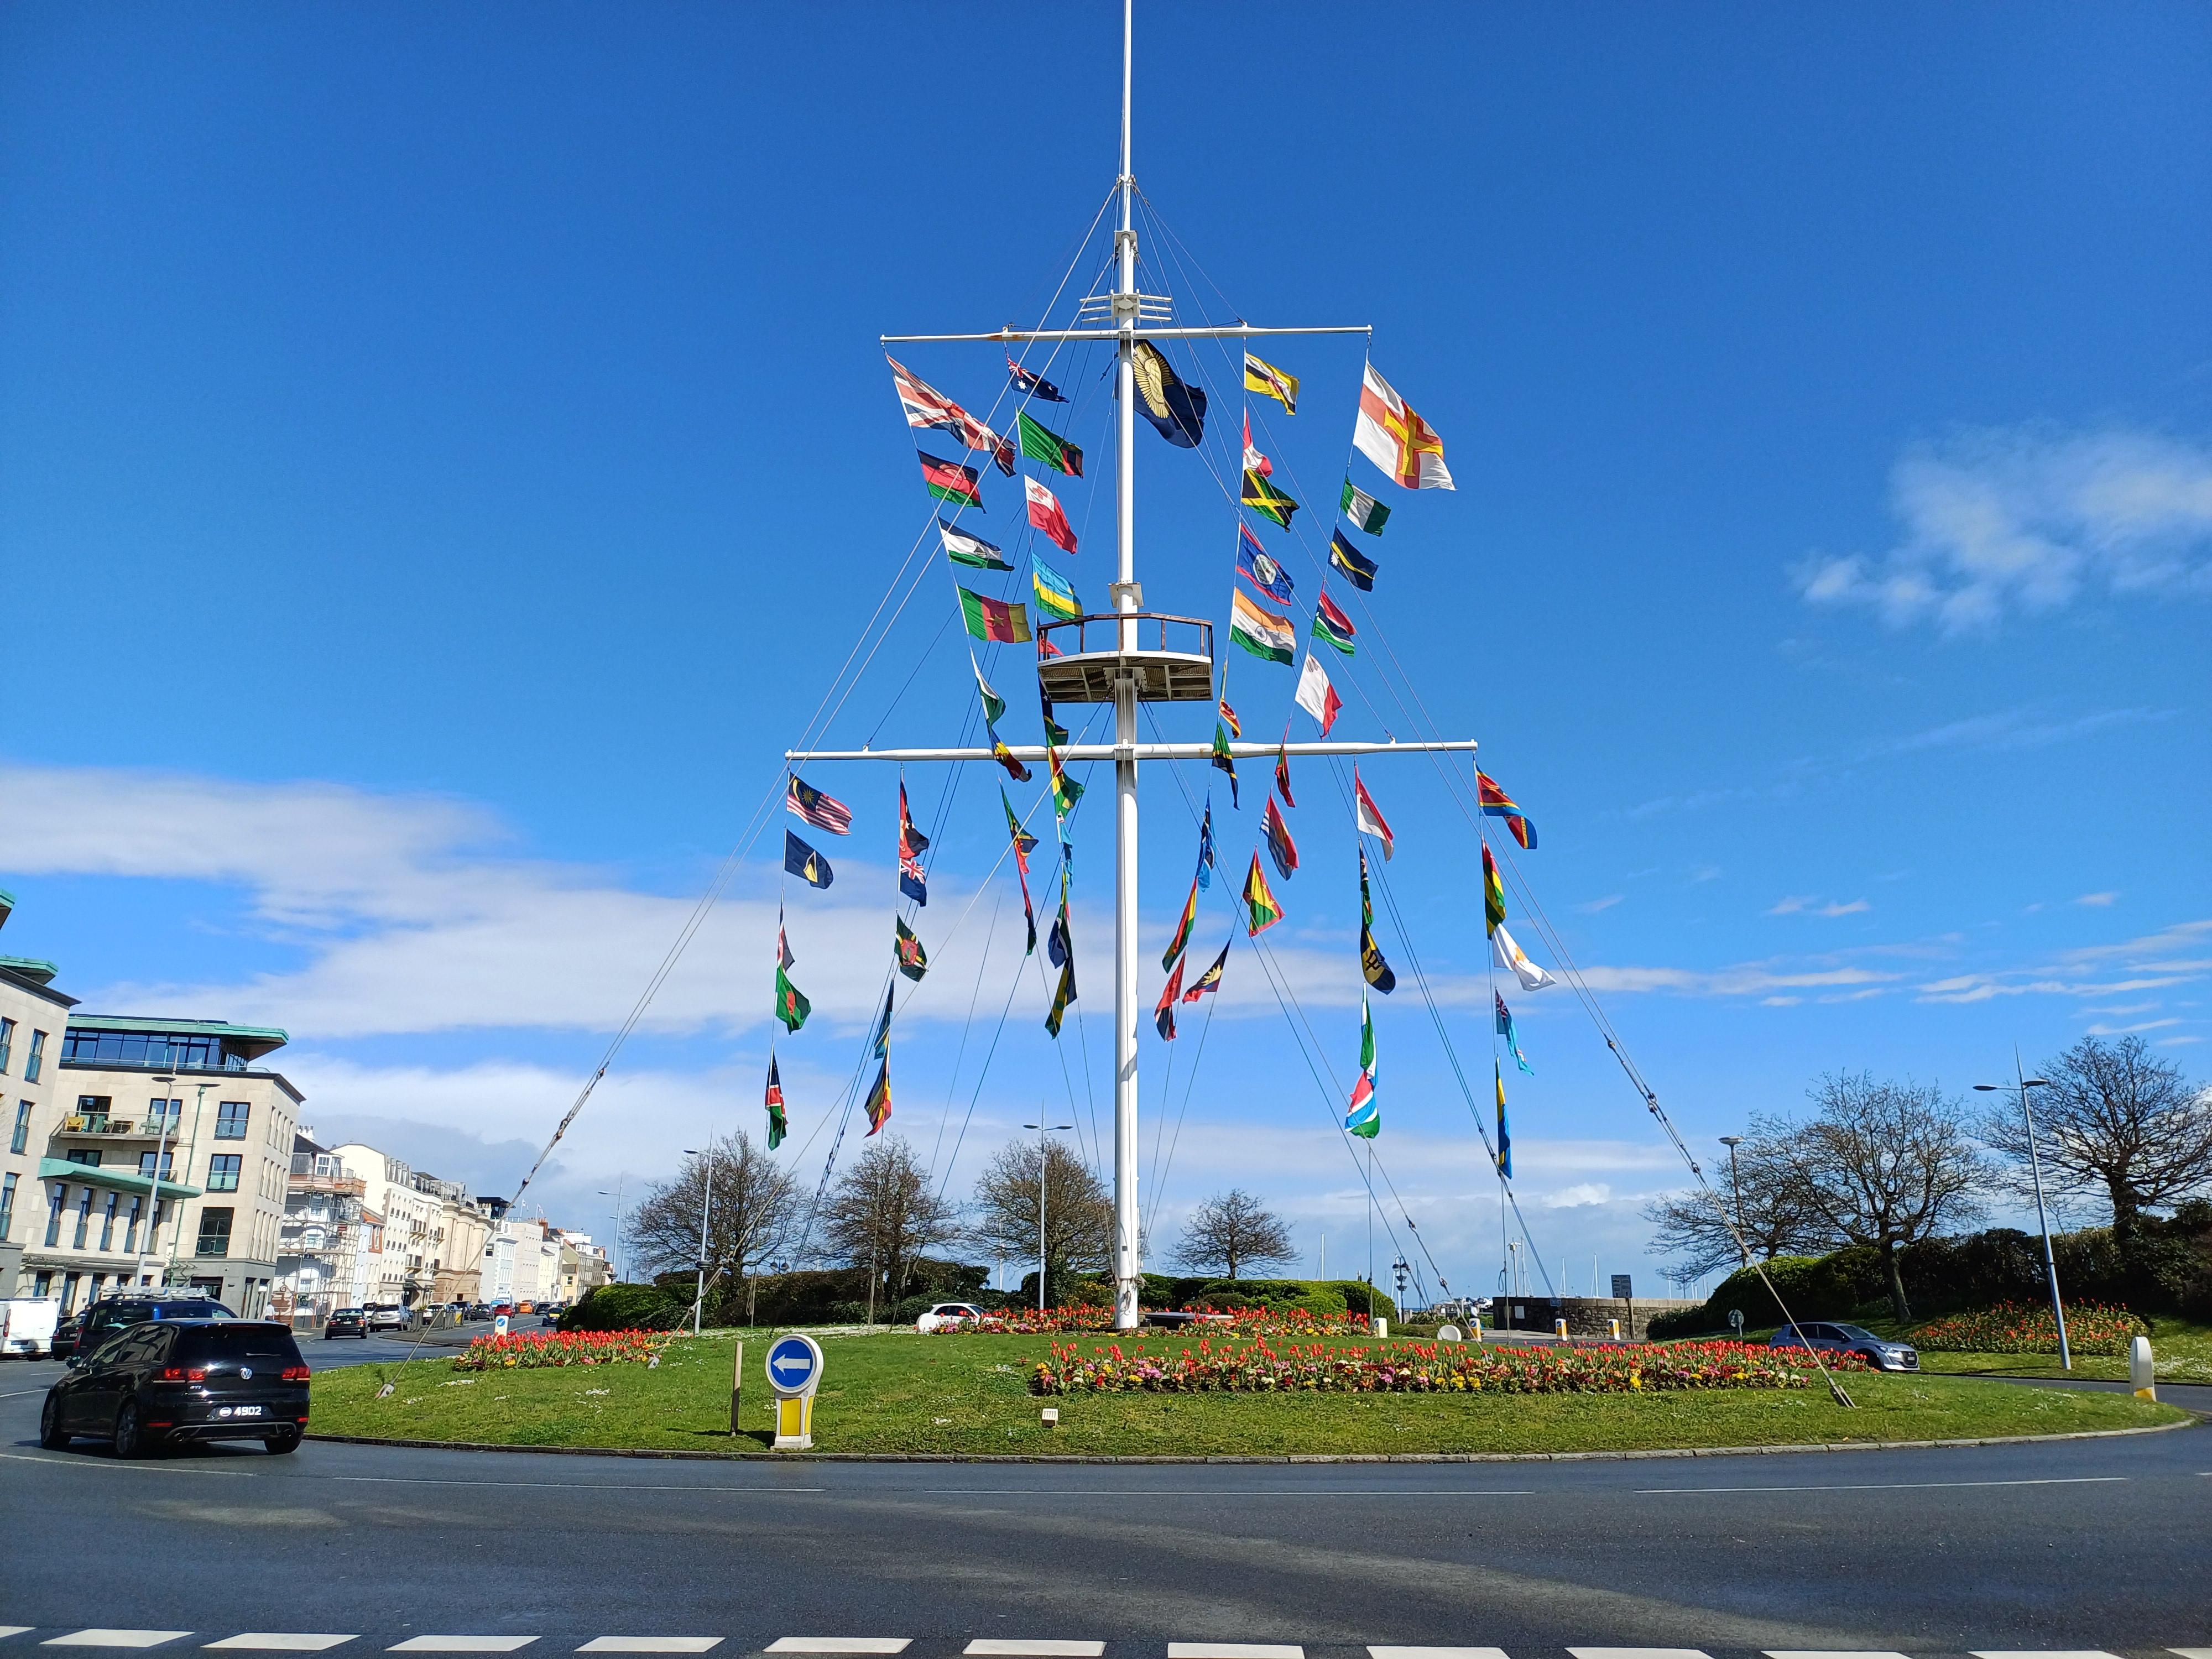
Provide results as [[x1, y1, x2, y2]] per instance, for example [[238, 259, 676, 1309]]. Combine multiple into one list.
[[1771, 1321, 1918, 1371]]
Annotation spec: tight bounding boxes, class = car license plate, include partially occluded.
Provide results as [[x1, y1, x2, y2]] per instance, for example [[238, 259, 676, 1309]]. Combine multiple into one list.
[[232, 1405, 263, 1418]]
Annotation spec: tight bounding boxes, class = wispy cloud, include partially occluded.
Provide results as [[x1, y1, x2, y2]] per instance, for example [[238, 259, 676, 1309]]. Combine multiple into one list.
[[1912, 920, 2212, 1005], [1768, 895, 1869, 918], [2075, 891, 2120, 907], [1874, 707, 2172, 757], [2085, 1019, 2181, 1035], [1575, 894, 1624, 914], [1795, 424, 2212, 634]]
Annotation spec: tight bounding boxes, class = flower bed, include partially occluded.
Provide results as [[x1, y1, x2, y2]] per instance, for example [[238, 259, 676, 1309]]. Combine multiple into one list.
[[932, 1306, 1118, 1334], [1913, 1301, 2148, 1357], [452, 1329, 661, 1370], [1033, 1336, 1864, 1395], [928, 1305, 1375, 1337]]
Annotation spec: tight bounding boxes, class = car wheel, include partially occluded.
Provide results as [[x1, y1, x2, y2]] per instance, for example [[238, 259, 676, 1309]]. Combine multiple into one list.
[[39, 1393, 70, 1450], [268, 1428, 302, 1454], [113, 1399, 149, 1459]]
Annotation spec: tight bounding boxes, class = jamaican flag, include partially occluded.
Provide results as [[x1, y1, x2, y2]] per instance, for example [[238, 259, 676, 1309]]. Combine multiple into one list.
[[1243, 469, 1298, 528]]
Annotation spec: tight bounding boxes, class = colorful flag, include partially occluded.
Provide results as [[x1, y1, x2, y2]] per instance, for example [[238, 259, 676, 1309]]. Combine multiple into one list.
[[1242, 469, 1299, 528], [1236, 524, 1295, 602], [1229, 588, 1296, 665], [1047, 730, 1084, 816], [1340, 478, 1391, 534], [1130, 340, 1207, 446], [1047, 871, 1073, 970], [1495, 1063, 1511, 1177], [1482, 840, 1506, 937], [958, 585, 1032, 643], [1211, 719, 1239, 808], [764, 1052, 787, 1150], [776, 905, 794, 970], [773, 962, 811, 1032], [1162, 870, 1200, 971], [1217, 696, 1241, 739], [1312, 591, 1358, 656], [1263, 795, 1299, 881], [1182, 940, 1228, 1004], [1274, 744, 1295, 808], [1008, 354, 1066, 403], [787, 774, 853, 834], [873, 983, 893, 1060], [1196, 800, 1216, 890], [1025, 475, 1078, 554], [970, 655, 1007, 726], [1328, 529, 1379, 592], [942, 520, 1012, 571], [1018, 410, 1084, 477], [1491, 923, 1558, 992], [1295, 652, 1342, 737], [1353, 771, 1394, 859], [889, 357, 1013, 472], [898, 782, 930, 905], [894, 916, 930, 982], [784, 830, 834, 889], [1241, 409, 1272, 478], [990, 735, 1032, 782], [1155, 956, 1183, 1040], [1477, 770, 1538, 849], [864, 1057, 892, 1136], [1243, 852, 1282, 936], [1030, 559, 1081, 622], [1043, 706, 1070, 746], [999, 787, 1039, 954], [1496, 991, 1533, 1074], [1045, 957, 1078, 1037], [1352, 362, 1454, 491], [1344, 999, 1378, 1139], [1359, 847, 1396, 994], [1245, 352, 1298, 414], [919, 450, 983, 507]]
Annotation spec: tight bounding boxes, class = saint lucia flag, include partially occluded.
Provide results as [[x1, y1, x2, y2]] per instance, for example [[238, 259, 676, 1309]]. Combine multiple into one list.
[[1344, 999, 1378, 1139]]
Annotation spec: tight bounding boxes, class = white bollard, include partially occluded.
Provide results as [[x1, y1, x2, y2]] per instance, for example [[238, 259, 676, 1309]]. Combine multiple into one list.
[[1369, 1315, 1389, 1338], [2130, 1334, 2156, 1401], [1609, 1318, 1621, 1340], [1554, 1317, 1569, 1340]]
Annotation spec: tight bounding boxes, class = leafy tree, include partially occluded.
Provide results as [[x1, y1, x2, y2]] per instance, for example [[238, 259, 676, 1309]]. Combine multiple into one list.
[[1177, 1188, 1297, 1280], [1644, 1130, 1830, 1277], [623, 1130, 797, 1321], [968, 1138, 1111, 1306], [1980, 1036, 2212, 1244], [821, 1135, 959, 1314]]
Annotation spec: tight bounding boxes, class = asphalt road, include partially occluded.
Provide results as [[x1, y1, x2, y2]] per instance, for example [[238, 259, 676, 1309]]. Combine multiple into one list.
[[2, 1349, 2207, 1654]]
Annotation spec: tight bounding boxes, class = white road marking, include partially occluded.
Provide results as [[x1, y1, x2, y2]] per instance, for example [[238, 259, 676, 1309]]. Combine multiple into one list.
[[921, 1489, 1532, 1497], [1167, 1647, 1305, 1659], [1970, 1652, 2125, 1659], [385, 1643, 537, 1654], [763, 1646, 910, 1656], [964, 1645, 1105, 1657], [204, 1640, 357, 1652], [1371, 1648, 1513, 1659], [43, 1637, 193, 1650], [1639, 1477, 2128, 1495], [575, 1644, 723, 1654], [2167, 1650, 2212, 1658], [0, 1451, 253, 1479], [1765, 1651, 1913, 1659], [1568, 1650, 1713, 1659], [326, 1477, 825, 1495]]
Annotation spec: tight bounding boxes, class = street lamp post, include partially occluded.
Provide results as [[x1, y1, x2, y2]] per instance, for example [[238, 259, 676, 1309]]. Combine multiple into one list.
[[162, 1082, 213, 1291], [1022, 1121, 1075, 1312], [137, 1074, 179, 1291], [597, 1176, 626, 1284], [1718, 1135, 1749, 1266], [1975, 1060, 2069, 1370], [682, 1149, 714, 1337]]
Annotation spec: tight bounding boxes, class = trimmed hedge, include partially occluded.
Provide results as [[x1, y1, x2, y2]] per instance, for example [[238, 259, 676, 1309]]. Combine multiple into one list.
[[558, 1282, 684, 1332]]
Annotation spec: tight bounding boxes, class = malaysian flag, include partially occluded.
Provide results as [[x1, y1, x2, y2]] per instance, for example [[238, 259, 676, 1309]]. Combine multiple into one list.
[[786, 774, 852, 835]]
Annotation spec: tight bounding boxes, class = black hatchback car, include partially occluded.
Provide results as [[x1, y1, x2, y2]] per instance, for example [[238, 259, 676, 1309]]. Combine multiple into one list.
[[40, 1319, 311, 1457]]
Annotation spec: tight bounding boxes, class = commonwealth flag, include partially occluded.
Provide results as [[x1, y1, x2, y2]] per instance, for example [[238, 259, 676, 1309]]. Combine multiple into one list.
[[1131, 341, 1208, 446]]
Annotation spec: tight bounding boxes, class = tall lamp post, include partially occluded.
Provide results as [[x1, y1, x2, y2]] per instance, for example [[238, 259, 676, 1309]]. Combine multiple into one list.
[[682, 1149, 714, 1337], [1975, 1061, 2069, 1370], [136, 1073, 179, 1291], [597, 1176, 626, 1284], [1022, 1121, 1074, 1312], [1718, 1135, 1749, 1266], [161, 1082, 213, 1291]]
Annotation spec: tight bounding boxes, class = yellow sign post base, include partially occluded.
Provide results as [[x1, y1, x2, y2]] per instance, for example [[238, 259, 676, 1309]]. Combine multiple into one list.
[[774, 1393, 815, 1451]]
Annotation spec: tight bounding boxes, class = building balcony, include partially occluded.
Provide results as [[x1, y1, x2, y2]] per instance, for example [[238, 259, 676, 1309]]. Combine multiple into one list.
[[58, 1115, 170, 1141], [286, 1172, 367, 1198]]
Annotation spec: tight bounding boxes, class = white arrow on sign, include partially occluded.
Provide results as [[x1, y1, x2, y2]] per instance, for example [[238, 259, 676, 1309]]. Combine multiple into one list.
[[770, 1350, 813, 1380]]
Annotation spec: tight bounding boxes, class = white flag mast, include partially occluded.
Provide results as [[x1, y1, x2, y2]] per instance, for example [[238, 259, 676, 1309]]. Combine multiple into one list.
[[796, 0, 1475, 1332]]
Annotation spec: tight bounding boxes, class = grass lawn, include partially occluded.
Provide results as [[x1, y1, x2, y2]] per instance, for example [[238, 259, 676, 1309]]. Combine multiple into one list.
[[306, 1330, 2189, 1457]]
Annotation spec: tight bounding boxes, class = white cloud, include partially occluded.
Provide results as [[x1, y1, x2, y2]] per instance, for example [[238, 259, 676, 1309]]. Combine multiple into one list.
[[1768, 895, 1869, 918], [1796, 425, 2212, 634], [2075, 891, 2120, 907], [1912, 920, 2212, 1004], [2084, 1019, 2181, 1036], [1575, 894, 1624, 914]]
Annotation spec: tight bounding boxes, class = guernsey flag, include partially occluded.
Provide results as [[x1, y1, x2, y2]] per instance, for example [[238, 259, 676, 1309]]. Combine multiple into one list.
[[1243, 852, 1282, 936], [1229, 589, 1296, 664], [1352, 363, 1454, 491], [1025, 476, 1078, 553], [919, 450, 983, 507], [1018, 411, 1083, 477], [958, 586, 1032, 643]]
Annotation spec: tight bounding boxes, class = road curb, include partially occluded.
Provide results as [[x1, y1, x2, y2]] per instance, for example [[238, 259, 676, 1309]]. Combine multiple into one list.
[[305, 1414, 2194, 1463]]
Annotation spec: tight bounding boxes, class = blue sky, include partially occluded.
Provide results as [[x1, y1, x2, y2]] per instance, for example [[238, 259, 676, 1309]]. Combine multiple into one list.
[[4, 3, 2208, 1301]]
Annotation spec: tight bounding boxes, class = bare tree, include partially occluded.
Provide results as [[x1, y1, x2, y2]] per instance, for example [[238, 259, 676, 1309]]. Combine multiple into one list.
[[968, 1138, 1111, 1302], [821, 1135, 961, 1311], [1177, 1189, 1297, 1280], [1980, 1036, 2212, 1243], [1644, 1130, 1830, 1277], [624, 1130, 799, 1316], [1782, 1074, 1989, 1322]]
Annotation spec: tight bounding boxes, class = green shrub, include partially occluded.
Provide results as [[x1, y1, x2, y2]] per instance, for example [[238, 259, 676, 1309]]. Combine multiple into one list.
[[559, 1282, 683, 1332], [1328, 1281, 1398, 1319]]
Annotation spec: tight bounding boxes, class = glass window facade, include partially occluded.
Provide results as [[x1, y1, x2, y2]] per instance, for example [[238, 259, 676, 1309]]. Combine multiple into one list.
[[146, 1097, 181, 1131], [72, 1187, 92, 1249], [123, 1195, 141, 1254], [206, 1154, 242, 1193], [0, 1016, 13, 1072], [195, 1207, 233, 1258], [214, 1100, 249, 1140], [44, 1185, 65, 1247], [25, 1029, 44, 1083], [98, 1193, 118, 1251], [65, 1149, 102, 1167], [9, 1099, 27, 1154], [59, 1028, 255, 1071], [138, 1150, 174, 1178], [0, 1171, 15, 1241]]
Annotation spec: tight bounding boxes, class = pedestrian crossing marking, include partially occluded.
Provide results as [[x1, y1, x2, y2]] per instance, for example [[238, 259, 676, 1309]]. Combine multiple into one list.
[[1971, 1652, 2125, 1658], [44, 1637, 194, 1650], [205, 1640, 358, 1652], [576, 1645, 724, 1654], [385, 1644, 537, 1654], [763, 1647, 910, 1656], [2167, 1650, 2212, 1658], [1569, 1651, 1713, 1659], [1167, 1647, 1305, 1659], [1371, 1648, 1512, 1659], [963, 1645, 1105, 1656], [1765, 1651, 1913, 1658]]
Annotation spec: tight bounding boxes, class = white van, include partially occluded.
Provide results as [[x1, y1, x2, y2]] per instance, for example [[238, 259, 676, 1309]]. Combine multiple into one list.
[[0, 1298, 60, 1358]]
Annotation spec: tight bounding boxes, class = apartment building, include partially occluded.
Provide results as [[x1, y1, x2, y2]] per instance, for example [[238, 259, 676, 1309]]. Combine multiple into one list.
[[273, 1131, 372, 1320], [0, 890, 79, 1298], [36, 1015, 301, 1316], [330, 1142, 442, 1309]]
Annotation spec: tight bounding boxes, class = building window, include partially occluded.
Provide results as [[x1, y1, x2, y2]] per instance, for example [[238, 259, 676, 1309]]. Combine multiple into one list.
[[25, 1030, 44, 1084], [147, 1097, 181, 1133], [9, 1099, 28, 1155], [206, 1154, 242, 1193], [0, 1171, 16, 1241], [44, 1186, 65, 1248], [123, 1196, 141, 1254], [61, 1029, 243, 1071], [215, 1100, 249, 1140], [0, 1016, 12, 1073], [73, 1188, 93, 1249], [98, 1193, 118, 1252], [61, 1271, 81, 1313], [66, 1149, 102, 1168], [138, 1150, 174, 1178], [196, 1207, 234, 1258]]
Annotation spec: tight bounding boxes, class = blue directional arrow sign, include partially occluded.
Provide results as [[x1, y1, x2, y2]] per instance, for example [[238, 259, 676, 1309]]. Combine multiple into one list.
[[764, 1333, 822, 1397]]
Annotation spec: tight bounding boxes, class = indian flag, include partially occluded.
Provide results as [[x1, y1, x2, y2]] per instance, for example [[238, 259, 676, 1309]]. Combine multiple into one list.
[[1229, 589, 1296, 664]]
